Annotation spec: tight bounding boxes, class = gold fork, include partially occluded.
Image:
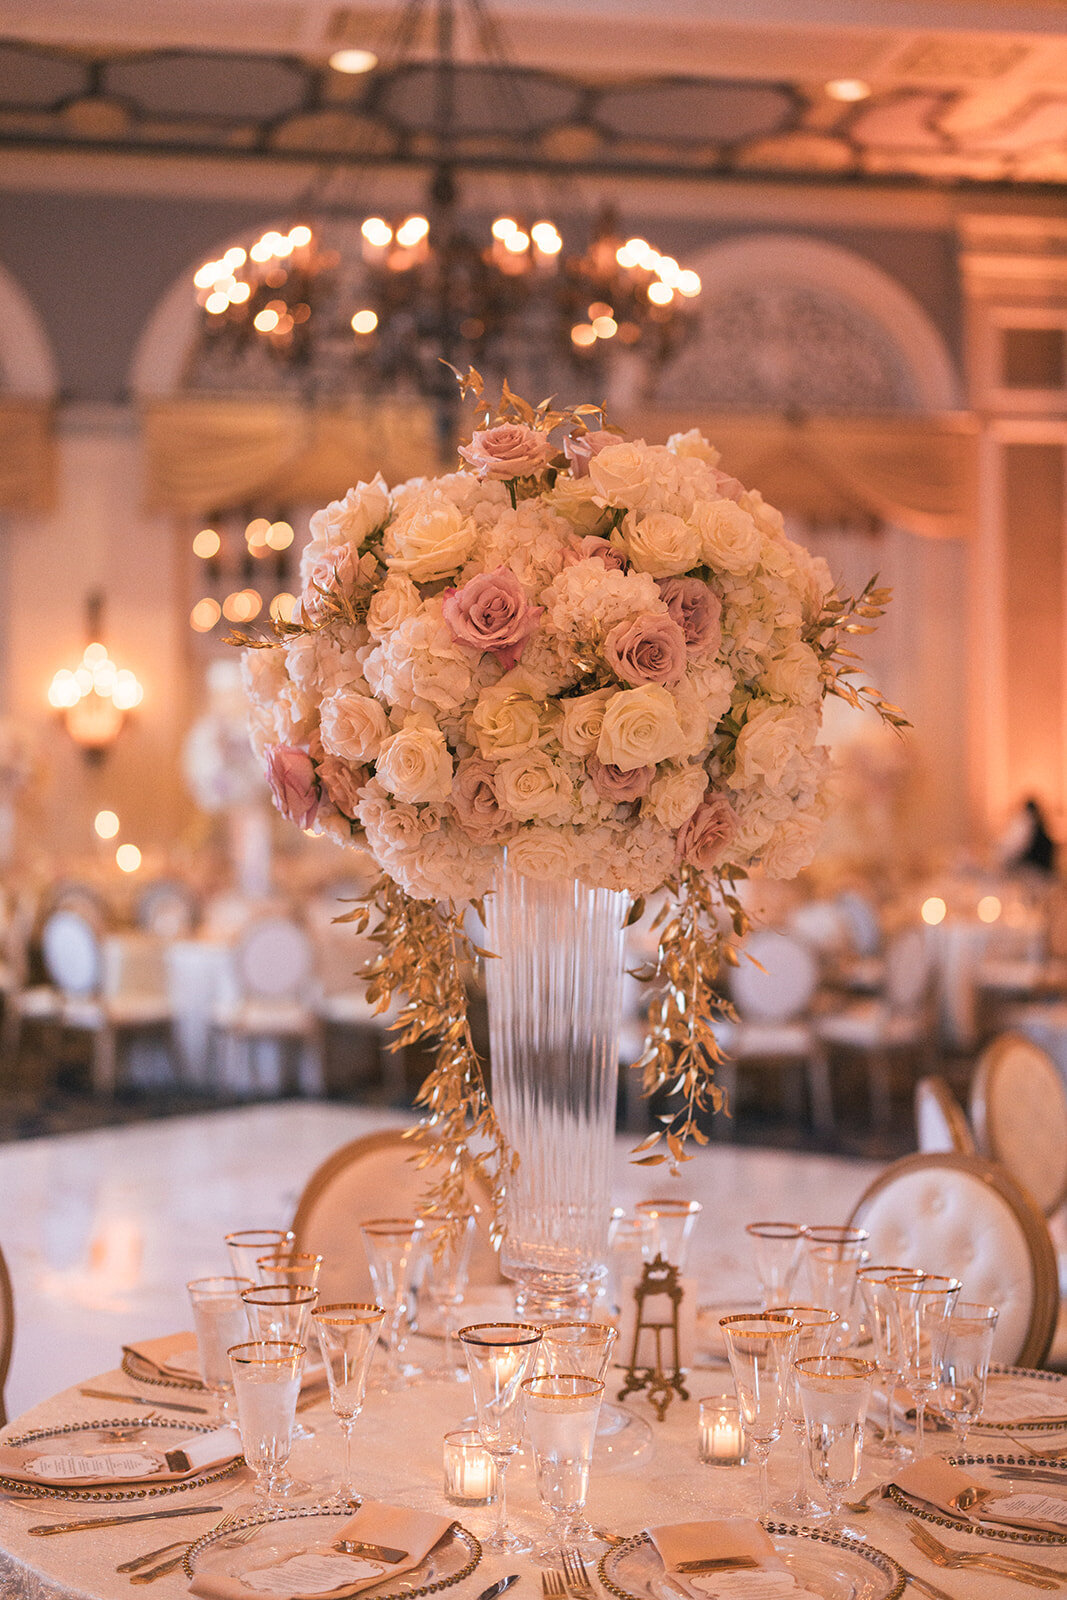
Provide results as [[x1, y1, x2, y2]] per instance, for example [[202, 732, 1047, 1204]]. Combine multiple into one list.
[[908, 1519, 1067, 1581], [562, 1549, 597, 1597], [128, 1508, 251, 1585], [909, 1522, 1059, 1589], [543, 1570, 567, 1600]]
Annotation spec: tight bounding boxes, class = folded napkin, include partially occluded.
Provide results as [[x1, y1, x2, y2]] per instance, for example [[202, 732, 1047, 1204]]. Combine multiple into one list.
[[124, 1332, 204, 1384], [0, 1425, 241, 1489], [894, 1457, 1067, 1535], [649, 1520, 798, 1597], [188, 1500, 455, 1600]]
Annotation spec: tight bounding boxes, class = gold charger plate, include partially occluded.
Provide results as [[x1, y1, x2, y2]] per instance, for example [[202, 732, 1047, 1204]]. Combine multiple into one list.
[[598, 1525, 905, 1600], [0, 1415, 243, 1502], [886, 1453, 1067, 1545], [183, 1504, 480, 1596]]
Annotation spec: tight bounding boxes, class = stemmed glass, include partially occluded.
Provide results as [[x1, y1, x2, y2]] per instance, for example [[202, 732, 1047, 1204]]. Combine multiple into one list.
[[420, 1214, 477, 1382], [312, 1301, 386, 1506], [635, 1198, 703, 1270], [606, 1210, 654, 1315], [256, 1251, 324, 1291], [806, 1230, 870, 1349], [225, 1229, 294, 1282], [228, 1339, 305, 1509], [889, 1272, 962, 1457], [187, 1276, 253, 1422], [936, 1301, 999, 1450], [537, 1322, 617, 1542], [794, 1355, 876, 1538], [361, 1217, 425, 1390], [522, 1374, 605, 1563], [720, 1312, 800, 1520], [241, 1282, 319, 1441], [856, 1264, 924, 1459], [766, 1304, 839, 1517], [747, 1222, 808, 1309], [459, 1321, 543, 1554]]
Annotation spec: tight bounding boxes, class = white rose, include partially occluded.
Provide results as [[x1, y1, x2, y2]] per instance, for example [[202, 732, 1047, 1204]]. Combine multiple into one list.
[[493, 751, 572, 822], [321, 691, 392, 763], [559, 688, 613, 757], [646, 763, 708, 829], [730, 703, 819, 794], [367, 574, 422, 641], [469, 674, 544, 760], [241, 646, 288, 710], [507, 825, 576, 881], [385, 489, 476, 581], [308, 475, 390, 548], [760, 641, 823, 706], [597, 685, 688, 772], [739, 487, 785, 540], [587, 440, 655, 511], [622, 510, 701, 578], [695, 499, 762, 575], [376, 723, 453, 803], [666, 428, 720, 466], [247, 704, 275, 761], [546, 475, 607, 535], [760, 812, 824, 878]]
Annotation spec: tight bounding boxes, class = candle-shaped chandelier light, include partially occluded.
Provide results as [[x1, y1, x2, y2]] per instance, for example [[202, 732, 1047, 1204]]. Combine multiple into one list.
[[48, 595, 143, 760]]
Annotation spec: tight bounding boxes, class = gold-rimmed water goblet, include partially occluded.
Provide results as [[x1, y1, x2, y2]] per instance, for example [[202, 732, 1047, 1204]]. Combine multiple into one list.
[[256, 1250, 324, 1291], [635, 1197, 702, 1271], [522, 1373, 605, 1564], [747, 1222, 808, 1310], [719, 1312, 800, 1521], [186, 1275, 253, 1424], [856, 1264, 925, 1460], [312, 1301, 386, 1507], [361, 1216, 425, 1390], [459, 1321, 543, 1554], [242, 1282, 319, 1441], [889, 1272, 962, 1457], [935, 1301, 999, 1451], [536, 1321, 618, 1543], [420, 1213, 477, 1383], [227, 1339, 306, 1510], [225, 1228, 294, 1282], [766, 1303, 839, 1517], [805, 1228, 871, 1349], [794, 1354, 877, 1538]]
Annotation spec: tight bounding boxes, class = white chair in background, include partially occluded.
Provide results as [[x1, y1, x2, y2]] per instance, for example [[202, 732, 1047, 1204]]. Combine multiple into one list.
[[849, 1151, 1059, 1368], [713, 930, 833, 1136], [815, 925, 936, 1129], [213, 915, 322, 1096], [914, 1075, 976, 1155], [311, 921, 405, 1102], [135, 879, 198, 939], [970, 1032, 1067, 1219]]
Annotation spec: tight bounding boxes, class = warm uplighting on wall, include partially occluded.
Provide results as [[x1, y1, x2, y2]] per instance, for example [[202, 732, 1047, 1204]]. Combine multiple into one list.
[[920, 896, 947, 926], [94, 810, 120, 840], [47, 597, 143, 761]]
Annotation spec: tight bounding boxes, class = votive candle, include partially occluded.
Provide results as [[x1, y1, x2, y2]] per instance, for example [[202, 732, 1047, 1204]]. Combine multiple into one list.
[[698, 1396, 747, 1465], [443, 1429, 498, 1504]]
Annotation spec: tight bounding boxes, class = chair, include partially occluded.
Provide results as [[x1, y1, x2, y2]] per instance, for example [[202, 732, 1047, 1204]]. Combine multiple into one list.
[[135, 879, 198, 938], [213, 915, 322, 1096], [290, 1129, 503, 1305], [310, 918, 404, 1103], [712, 930, 833, 1136], [970, 1032, 1067, 1218], [816, 925, 937, 1128], [848, 1151, 1059, 1367], [0, 1240, 12, 1426], [914, 1075, 976, 1155]]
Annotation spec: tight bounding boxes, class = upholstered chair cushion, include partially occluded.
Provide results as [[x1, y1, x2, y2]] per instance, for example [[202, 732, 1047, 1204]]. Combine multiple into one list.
[[971, 1033, 1067, 1215]]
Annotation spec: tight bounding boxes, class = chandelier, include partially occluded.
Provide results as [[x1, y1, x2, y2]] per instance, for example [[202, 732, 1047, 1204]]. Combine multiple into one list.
[[191, 2, 701, 412]]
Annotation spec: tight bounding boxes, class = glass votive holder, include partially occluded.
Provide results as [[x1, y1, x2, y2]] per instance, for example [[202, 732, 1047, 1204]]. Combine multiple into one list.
[[443, 1429, 498, 1506], [698, 1395, 747, 1466]]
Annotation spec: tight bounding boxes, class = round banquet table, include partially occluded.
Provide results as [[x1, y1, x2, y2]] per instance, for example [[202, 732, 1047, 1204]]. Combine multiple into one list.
[[4, 1350, 1067, 1600]]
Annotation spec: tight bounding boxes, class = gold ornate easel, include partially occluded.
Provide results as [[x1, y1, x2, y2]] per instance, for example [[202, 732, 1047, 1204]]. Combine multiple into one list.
[[616, 1253, 689, 1421]]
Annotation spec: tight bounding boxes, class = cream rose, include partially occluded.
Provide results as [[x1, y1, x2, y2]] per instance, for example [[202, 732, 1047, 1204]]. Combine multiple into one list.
[[507, 824, 576, 881], [621, 509, 701, 578], [596, 685, 687, 772], [376, 722, 453, 804], [366, 573, 422, 641], [385, 489, 476, 581], [646, 763, 708, 829], [320, 690, 392, 764], [695, 499, 762, 575], [546, 474, 607, 536], [308, 474, 390, 549], [760, 641, 823, 706], [559, 688, 613, 757], [587, 440, 655, 511], [469, 677, 543, 760], [666, 428, 720, 466], [730, 704, 819, 794], [760, 812, 823, 878], [493, 751, 571, 821]]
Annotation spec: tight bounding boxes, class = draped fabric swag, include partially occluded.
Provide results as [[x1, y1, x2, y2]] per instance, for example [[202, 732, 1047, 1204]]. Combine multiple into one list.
[[0, 399, 56, 511], [141, 395, 977, 539]]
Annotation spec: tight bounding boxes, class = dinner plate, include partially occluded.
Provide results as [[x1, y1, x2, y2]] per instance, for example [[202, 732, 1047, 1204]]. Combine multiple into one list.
[[0, 1416, 243, 1502], [886, 1453, 1067, 1545], [183, 1503, 481, 1597], [970, 1367, 1067, 1433], [598, 1525, 905, 1600]]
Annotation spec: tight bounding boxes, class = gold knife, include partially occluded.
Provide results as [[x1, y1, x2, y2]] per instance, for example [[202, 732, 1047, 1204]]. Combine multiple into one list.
[[29, 1503, 223, 1536], [79, 1386, 209, 1415]]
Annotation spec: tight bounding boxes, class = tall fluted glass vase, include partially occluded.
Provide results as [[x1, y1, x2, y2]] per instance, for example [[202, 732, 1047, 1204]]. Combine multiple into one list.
[[484, 860, 630, 1322]]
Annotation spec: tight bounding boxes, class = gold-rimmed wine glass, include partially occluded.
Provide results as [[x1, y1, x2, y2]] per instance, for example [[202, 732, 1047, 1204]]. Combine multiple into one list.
[[225, 1228, 293, 1282], [794, 1354, 877, 1537], [889, 1272, 962, 1457], [227, 1339, 305, 1508], [522, 1373, 605, 1563], [635, 1197, 702, 1271], [420, 1213, 477, 1383], [747, 1222, 808, 1309], [719, 1312, 800, 1520], [805, 1227, 870, 1349], [361, 1216, 425, 1389], [186, 1275, 253, 1423], [856, 1263, 924, 1459], [312, 1301, 386, 1506], [459, 1321, 542, 1554], [766, 1303, 839, 1517], [936, 1300, 999, 1451], [256, 1250, 324, 1290]]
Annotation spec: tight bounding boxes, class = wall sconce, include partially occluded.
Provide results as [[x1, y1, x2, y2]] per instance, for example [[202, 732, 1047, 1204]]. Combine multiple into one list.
[[47, 594, 143, 761]]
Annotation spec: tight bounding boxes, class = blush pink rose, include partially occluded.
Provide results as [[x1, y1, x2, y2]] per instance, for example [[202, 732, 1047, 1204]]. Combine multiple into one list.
[[676, 795, 739, 871], [301, 544, 363, 623], [265, 744, 319, 828], [657, 576, 722, 656], [442, 566, 543, 669], [450, 756, 516, 842], [564, 429, 618, 479], [604, 612, 688, 687], [317, 754, 368, 821], [579, 535, 626, 569], [459, 423, 554, 481], [587, 756, 654, 803]]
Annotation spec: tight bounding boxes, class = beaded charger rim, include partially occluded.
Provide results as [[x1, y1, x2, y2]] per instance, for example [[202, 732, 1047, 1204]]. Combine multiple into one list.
[[886, 1456, 1067, 1545], [182, 1502, 482, 1593], [121, 1345, 207, 1392], [972, 1366, 1067, 1433], [597, 1525, 906, 1600], [0, 1415, 244, 1501]]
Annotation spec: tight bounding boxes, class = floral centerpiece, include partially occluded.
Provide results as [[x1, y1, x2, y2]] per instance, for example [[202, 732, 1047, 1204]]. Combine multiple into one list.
[[239, 372, 901, 1249]]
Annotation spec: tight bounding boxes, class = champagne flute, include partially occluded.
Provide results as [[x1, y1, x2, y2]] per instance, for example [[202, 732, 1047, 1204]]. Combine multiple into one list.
[[766, 1304, 838, 1516], [889, 1272, 962, 1457], [719, 1312, 800, 1520], [747, 1222, 808, 1309], [187, 1275, 253, 1423], [361, 1217, 425, 1389], [856, 1264, 924, 1459], [936, 1301, 999, 1450], [794, 1355, 876, 1537], [635, 1198, 702, 1271], [228, 1339, 305, 1509], [459, 1321, 542, 1554], [522, 1374, 604, 1563], [421, 1213, 477, 1382], [312, 1301, 386, 1506]]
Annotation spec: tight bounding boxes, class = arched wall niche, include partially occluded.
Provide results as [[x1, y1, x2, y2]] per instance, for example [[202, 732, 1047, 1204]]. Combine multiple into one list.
[[0, 258, 59, 397]]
